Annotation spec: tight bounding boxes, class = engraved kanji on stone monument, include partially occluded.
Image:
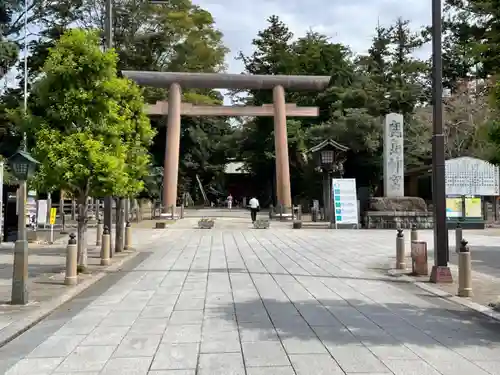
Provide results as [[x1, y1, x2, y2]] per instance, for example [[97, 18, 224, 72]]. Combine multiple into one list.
[[384, 113, 404, 197]]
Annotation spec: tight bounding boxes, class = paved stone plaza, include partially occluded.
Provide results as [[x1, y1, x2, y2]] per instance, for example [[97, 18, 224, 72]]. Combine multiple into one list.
[[3, 227, 500, 374]]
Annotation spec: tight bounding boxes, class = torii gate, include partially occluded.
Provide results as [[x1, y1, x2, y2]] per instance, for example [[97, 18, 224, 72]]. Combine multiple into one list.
[[122, 71, 331, 215]]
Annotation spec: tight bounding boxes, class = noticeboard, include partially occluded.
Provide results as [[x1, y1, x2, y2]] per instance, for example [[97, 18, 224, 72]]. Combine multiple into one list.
[[465, 197, 482, 218], [332, 178, 358, 225], [446, 197, 462, 218]]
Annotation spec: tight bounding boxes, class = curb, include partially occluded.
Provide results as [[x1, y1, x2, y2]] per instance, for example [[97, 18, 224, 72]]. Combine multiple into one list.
[[387, 268, 500, 322], [0, 249, 141, 348]]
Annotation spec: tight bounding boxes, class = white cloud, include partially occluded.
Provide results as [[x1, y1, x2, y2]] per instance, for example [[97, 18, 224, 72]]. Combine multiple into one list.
[[194, 0, 432, 74]]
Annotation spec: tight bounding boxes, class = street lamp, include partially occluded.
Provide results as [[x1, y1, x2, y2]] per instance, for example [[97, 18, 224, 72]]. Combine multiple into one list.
[[307, 139, 348, 223], [8, 149, 39, 304], [430, 0, 452, 283]]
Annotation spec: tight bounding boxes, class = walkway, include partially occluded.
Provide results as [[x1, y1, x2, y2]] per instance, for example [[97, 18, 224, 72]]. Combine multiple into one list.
[[2, 228, 500, 374]]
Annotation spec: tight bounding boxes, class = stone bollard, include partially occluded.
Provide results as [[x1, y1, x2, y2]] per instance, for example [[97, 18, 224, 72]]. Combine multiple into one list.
[[455, 222, 463, 254], [96, 219, 103, 246], [396, 229, 406, 270], [411, 224, 418, 242], [101, 225, 111, 266], [124, 222, 132, 250], [458, 239, 472, 297], [65, 233, 78, 286]]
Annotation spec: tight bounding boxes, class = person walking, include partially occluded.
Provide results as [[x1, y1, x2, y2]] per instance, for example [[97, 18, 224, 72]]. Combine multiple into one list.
[[227, 194, 233, 210], [249, 196, 260, 223]]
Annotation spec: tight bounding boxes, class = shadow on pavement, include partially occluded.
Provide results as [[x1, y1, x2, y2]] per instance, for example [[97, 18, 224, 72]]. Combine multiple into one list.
[[214, 296, 500, 348]]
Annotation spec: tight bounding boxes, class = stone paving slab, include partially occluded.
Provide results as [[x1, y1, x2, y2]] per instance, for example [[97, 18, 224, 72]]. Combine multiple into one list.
[[383, 229, 500, 309], [3, 229, 500, 374], [0, 227, 170, 348]]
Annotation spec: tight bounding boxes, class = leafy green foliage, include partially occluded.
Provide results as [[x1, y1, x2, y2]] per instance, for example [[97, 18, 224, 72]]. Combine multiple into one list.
[[23, 29, 154, 265], [0, 0, 19, 80], [28, 28, 154, 198]]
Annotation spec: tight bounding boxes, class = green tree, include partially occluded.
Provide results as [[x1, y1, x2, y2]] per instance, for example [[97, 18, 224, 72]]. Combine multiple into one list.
[[0, 6, 17, 80], [25, 29, 155, 268], [3, 0, 232, 202], [235, 15, 295, 201], [237, 16, 353, 201]]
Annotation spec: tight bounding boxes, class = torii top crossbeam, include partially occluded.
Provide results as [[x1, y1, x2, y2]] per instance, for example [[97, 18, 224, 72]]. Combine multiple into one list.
[[122, 71, 331, 91]]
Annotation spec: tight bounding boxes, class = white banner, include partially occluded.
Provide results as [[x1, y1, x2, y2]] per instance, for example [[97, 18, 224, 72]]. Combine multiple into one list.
[[37, 200, 48, 225]]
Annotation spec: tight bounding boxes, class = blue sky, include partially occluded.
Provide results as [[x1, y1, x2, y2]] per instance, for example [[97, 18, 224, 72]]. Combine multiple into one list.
[[193, 0, 432, 103], [194, 0, 432, 74], [2, 0, 433, 100]]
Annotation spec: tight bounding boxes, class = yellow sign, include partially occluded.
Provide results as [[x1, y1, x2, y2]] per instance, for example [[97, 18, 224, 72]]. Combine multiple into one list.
[[446, 197, 462, 218], [465, 197, 482, 218], [49, 208, 57, 225]]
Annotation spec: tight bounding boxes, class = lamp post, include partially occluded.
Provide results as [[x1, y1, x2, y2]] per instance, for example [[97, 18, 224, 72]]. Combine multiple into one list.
[[307, 140, 348, 223], [430, 0, 452, 283], [8, 149, 39, 304]]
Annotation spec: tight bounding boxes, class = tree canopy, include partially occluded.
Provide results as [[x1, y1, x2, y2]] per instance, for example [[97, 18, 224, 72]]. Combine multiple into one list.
[[25, 28, 154, 266]]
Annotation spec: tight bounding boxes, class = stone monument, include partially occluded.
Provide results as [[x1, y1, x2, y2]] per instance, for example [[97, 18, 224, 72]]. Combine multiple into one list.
[[383, 113, 404, 197], [363, 113, 431, 229]]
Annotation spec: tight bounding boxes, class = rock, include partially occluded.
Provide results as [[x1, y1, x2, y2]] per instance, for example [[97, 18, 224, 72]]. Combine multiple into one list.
[[367, 197, 427, 212], [253, 219, 270, 229], [198, 218, 215, 229]]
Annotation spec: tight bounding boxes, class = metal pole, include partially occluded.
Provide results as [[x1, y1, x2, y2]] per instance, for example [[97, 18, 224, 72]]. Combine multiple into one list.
[[22, 0, 28, 150], [11, 0, 30, 305], [11, 180, 28, 304], [105, 0, 113, 50], [103, 0, 113, 249], [0, 161, 3, 243], [430, 0, 451, 283]]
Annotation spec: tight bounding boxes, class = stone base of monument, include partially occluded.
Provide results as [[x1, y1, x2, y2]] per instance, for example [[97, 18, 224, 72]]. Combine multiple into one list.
[[430, 265, 453, 283], [363, 197, 432, 229]]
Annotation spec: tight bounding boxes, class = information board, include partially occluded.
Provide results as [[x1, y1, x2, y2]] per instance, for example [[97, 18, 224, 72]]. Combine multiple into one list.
[[332, 178, 358, 225], [446, 197, 462, 218], [465, 197, 482, 218]]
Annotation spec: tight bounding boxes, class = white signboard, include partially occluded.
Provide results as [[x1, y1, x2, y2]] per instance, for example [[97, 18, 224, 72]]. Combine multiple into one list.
[[26, 190, 37, 226], [445, 157, 500, 196], [383, 113, 404, 197], [332, 178, 359, 224], [37, 200, 48, 225]]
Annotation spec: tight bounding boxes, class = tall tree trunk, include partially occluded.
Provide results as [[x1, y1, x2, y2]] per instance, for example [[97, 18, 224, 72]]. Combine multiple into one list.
[[115, 198, 124, 253], [77, 195, 89, 269]]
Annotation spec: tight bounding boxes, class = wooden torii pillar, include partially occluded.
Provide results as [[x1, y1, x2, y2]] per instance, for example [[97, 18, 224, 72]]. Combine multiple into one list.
[[147, 98, 320, 212]]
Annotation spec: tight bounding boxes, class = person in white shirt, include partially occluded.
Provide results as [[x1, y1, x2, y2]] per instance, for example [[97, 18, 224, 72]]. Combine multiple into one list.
[[249, 196, 260, 223], [227, 194, 233, 210]]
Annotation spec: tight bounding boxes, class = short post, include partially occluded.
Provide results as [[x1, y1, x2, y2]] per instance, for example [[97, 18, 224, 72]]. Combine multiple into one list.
[[455, 222, 463, 254], [458, 239, 472, 297], [96, 219, 103, 246], [64, 233, 78, 285], [411, 223, 418, 242], [101, 225, 111, 266], [180, 203, 184, 219], [124, 222, 132, 250], [396, 229, 406, 270]]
